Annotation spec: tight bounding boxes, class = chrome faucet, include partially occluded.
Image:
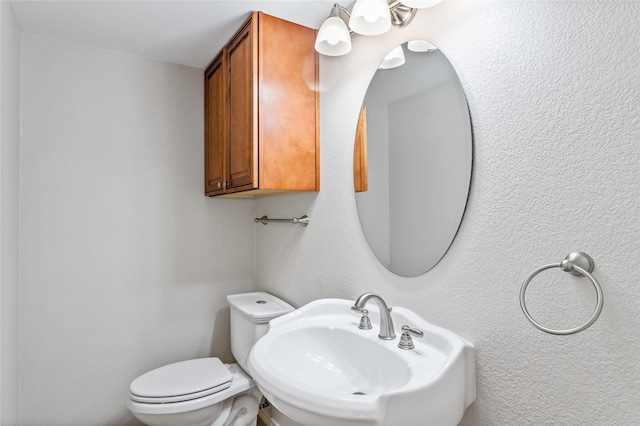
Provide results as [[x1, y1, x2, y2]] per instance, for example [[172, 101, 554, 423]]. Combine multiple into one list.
[[351, 292, 396, 340]]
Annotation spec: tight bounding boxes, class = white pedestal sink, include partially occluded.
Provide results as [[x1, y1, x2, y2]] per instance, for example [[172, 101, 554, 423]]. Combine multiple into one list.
[[248, 298, 475, 426]]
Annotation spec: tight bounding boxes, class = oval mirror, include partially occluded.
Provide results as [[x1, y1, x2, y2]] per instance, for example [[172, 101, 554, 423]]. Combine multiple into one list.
[[354, 41, 472, 277]]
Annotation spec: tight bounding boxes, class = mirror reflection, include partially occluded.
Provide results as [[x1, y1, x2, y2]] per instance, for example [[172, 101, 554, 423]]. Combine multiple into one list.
[[354, 41, 472, 277]]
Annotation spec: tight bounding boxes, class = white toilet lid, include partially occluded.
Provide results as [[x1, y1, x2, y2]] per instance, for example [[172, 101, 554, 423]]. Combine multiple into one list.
[[129, 358, 232, 403]]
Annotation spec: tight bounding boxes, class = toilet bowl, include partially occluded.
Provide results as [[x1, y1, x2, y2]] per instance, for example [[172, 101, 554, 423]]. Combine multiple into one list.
[[127, 292, 294, 426]]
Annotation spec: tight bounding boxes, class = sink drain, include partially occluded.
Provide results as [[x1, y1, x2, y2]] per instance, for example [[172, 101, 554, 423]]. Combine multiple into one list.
[[352, 391, 366, 395]]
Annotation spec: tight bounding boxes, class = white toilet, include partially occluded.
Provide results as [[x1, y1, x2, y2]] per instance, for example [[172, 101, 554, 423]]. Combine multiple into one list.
[[127, 292, 294, 426]]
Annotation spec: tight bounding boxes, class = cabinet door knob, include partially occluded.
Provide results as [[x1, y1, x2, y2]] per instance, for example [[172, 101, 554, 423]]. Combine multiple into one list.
[[217, 182, 223, 189]]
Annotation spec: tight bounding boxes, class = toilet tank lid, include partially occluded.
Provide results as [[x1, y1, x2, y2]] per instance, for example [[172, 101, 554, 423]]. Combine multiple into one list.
[[227, 292, 294, 324]]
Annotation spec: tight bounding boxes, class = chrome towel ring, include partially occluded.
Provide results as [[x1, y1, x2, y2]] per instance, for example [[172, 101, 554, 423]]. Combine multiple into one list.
[[519, 252, 603, 335]]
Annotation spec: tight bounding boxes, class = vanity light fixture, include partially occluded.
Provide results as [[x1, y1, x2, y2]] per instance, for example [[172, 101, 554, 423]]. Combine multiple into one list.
[[378, 40, 437, 70], [315, 0, 443, 57], [407, 39, 438, 52], [378, 44, 406, 69], [349, 0, 393, 36], [314, 4, 353, 56]]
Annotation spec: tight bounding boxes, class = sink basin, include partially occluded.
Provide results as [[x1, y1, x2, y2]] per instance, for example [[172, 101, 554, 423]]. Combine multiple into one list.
[[248, 298, 475, 426]]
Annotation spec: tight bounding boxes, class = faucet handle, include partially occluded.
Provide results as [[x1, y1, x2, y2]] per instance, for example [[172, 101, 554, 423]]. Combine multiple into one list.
[[398, 325, 424, 350], [358, 309, 373, 330]]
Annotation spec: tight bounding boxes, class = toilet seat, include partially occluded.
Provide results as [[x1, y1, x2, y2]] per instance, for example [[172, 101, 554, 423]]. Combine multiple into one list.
[[129, 358, 232, 404], [130, 380, 231, 404], [128, 361, 254, 416]]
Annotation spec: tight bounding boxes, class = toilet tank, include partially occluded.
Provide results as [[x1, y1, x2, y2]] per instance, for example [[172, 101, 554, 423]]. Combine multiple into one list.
[[227, 292, 294, 371]]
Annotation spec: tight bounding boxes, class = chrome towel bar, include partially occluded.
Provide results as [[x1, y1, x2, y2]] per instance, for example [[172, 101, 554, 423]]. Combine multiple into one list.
[[254, 215, 309, 227]]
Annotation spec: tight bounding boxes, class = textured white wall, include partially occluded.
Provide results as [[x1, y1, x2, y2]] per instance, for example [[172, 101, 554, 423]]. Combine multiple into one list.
[[256, 2, 640, 424], [19, 35, 256, 424], [0, 1, 22, 423]]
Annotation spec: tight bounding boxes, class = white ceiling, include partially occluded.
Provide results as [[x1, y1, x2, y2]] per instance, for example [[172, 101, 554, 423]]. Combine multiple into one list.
[[9, 0, 340, 69]]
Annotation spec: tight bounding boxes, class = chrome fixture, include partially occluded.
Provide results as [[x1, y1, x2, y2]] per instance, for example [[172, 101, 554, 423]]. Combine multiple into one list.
[[351, 292, 396, 339], [357, 309, 373, 330], [398, 325, 423, 350], [520, 251, 604, 335], [254, 215, 309, 227], [315, 0, 443, 57]]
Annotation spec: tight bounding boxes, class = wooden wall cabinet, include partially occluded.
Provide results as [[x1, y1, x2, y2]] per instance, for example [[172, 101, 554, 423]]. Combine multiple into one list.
[[204, 12, 319, 198]]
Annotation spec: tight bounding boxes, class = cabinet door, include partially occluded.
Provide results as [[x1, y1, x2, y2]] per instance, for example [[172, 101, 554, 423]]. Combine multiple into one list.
[[227, 19, 258, 191], [258, 13, 319, 191], [204, 54, 227, 195]]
